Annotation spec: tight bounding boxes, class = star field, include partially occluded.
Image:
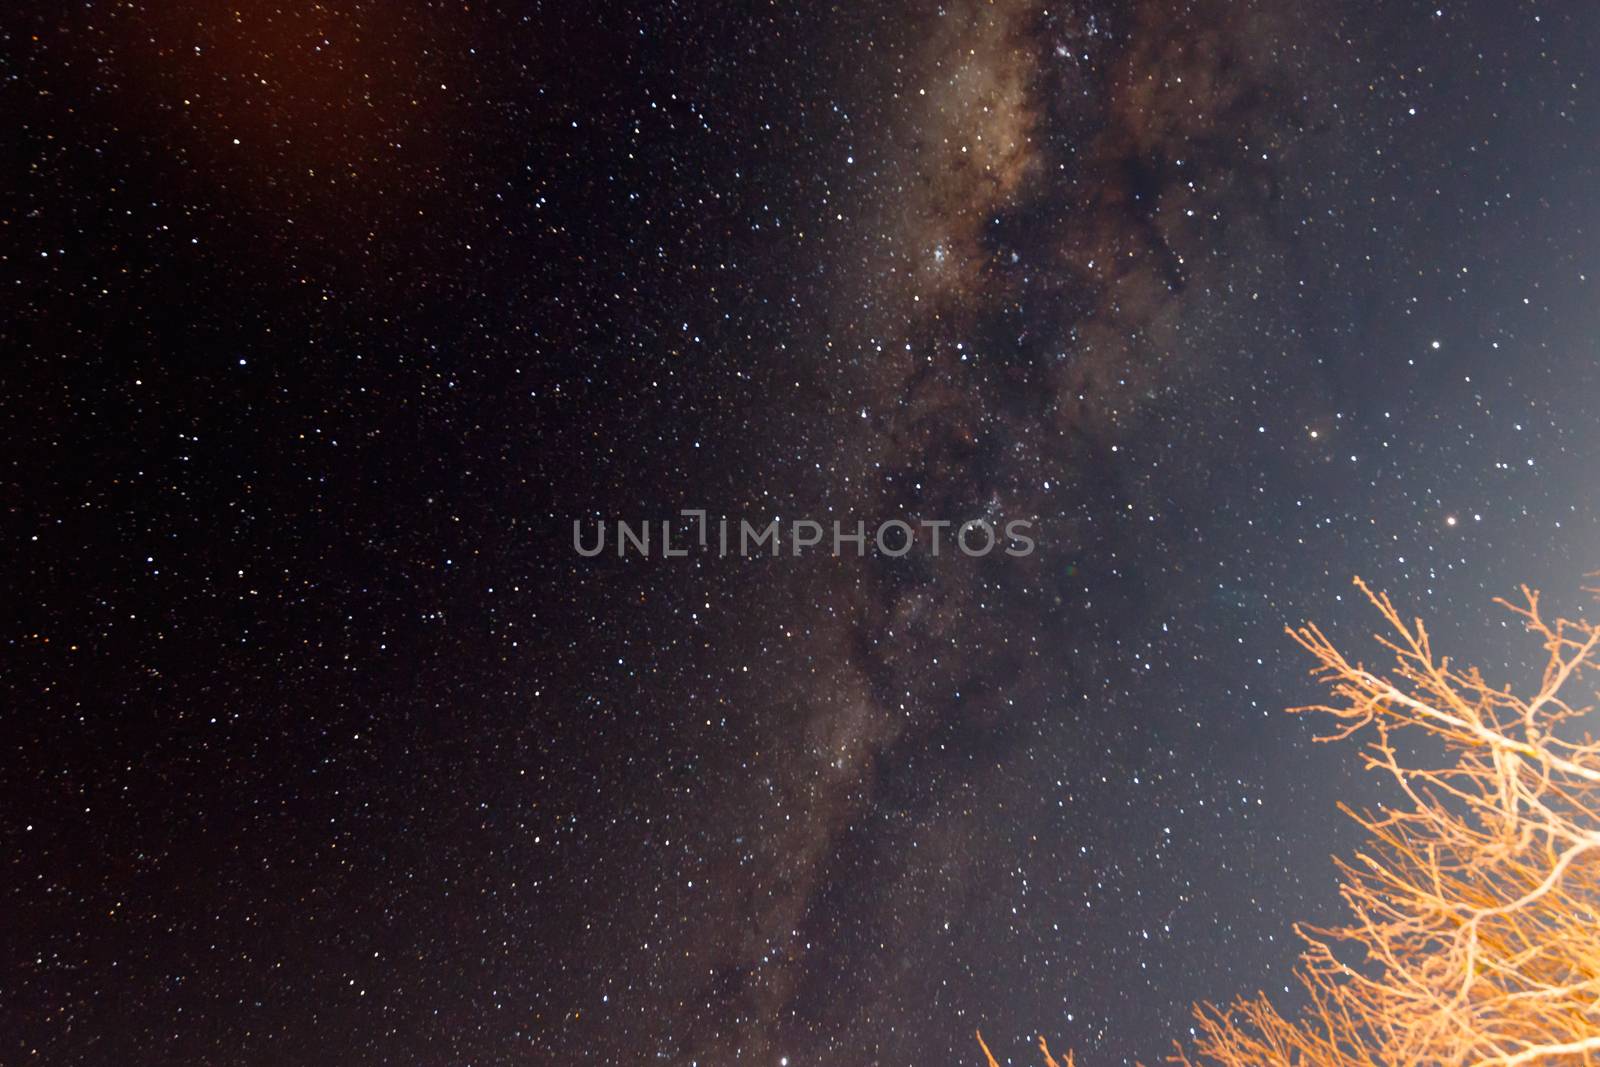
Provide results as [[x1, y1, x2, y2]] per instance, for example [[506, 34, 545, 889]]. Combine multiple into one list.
[[5, 2, 1599, 1064]]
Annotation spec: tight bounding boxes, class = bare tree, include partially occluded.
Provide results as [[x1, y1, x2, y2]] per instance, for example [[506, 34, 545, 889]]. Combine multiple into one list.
[[979, 1029, 1074, 1067], [986, 576, 1600, 1065]]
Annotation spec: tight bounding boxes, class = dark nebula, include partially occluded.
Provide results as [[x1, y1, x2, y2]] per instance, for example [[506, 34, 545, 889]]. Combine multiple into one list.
[[6, 1, 1598, 1064]]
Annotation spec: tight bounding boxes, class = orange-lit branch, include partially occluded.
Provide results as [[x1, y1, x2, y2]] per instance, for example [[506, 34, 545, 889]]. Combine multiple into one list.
[[983, 574, 1600, 1066]]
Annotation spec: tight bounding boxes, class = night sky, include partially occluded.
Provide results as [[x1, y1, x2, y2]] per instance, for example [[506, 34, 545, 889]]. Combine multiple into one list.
[[6, 1, 1600, 1064]]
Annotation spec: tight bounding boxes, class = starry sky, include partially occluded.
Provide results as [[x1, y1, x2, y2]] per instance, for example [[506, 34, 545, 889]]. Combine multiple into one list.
[[6, 1, 1600, 1064]]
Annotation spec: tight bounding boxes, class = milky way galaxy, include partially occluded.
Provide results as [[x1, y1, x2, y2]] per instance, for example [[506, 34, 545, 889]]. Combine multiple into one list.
[[7, 1, 1600, 1065]]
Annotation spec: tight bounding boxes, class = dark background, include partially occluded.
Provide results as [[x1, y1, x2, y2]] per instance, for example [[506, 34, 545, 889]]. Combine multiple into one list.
[[5, 1, 1598, 1063]]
